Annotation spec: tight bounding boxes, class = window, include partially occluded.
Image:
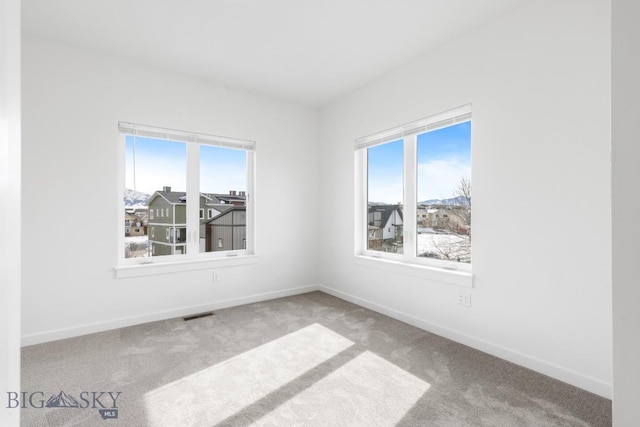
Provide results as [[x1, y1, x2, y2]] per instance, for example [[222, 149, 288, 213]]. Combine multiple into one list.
[[355, 105, 471, 273], [208, 209, 214, 219], [119, 122, 255, 265]]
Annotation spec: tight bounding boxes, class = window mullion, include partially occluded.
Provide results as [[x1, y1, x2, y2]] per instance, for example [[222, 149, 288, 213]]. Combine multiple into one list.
[[404, 135, 417, 260], [186, 143, 200, 255], [246, 151, 256, 254]]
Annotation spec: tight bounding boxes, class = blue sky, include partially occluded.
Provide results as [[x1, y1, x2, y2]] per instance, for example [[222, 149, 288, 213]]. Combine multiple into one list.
[[125, 136, 246, 195], [367, 139, 404, 205], [417, 121, 471, 201], [367, 122, 471, 203], [199, 144, 246, 194]]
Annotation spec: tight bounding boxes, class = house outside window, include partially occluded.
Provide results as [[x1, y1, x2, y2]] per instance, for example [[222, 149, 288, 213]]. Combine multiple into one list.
[[355, 105, 472, 272], [119, 122, 255, 265]]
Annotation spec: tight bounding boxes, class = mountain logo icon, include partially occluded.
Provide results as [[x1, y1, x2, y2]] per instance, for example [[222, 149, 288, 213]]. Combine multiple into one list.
[[45, 391, 80, 408]]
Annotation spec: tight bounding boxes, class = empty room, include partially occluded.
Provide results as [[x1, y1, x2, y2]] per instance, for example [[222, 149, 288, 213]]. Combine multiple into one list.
[[2, 0, 639, 426]]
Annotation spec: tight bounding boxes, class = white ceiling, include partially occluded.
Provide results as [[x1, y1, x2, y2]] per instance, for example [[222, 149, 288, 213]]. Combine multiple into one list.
[[22, 0, 525, 107]]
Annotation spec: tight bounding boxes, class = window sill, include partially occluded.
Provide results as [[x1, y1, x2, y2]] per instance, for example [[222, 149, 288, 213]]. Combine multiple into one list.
[[354, 255, 473, 288], [114, 255, 258, 279]]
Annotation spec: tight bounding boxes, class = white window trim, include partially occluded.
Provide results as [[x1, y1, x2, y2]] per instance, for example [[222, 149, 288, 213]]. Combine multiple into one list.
[[117, 122, 256, 277], [354, 105, 472, 286], [115, 255, 258, 279]]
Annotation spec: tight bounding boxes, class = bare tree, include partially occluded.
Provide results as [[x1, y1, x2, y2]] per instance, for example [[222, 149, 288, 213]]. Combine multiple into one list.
[[421, 176, 472, 263], [454, 176, 471, 239], [428, 234, 471, 262]]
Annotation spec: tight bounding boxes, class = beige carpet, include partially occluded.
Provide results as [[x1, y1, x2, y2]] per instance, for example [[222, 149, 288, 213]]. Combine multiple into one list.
[[20, 291, 611, 426]]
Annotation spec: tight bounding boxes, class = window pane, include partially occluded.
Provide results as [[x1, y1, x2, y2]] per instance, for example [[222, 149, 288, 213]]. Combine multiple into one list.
[[124, 136, 187, 258], [416, 122, 471, 263], [367, 140, 404, 254], [199, 145, 247, 253]]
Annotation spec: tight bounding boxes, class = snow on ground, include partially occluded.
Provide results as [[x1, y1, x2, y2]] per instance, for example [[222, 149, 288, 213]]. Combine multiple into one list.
[[125, 235, 148, 243], [124, 236, 149, 258], [417, 232, 470, 263]]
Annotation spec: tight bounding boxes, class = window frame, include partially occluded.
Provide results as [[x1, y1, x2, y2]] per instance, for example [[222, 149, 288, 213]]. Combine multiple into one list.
[[116, 122, 257, 276], [354, 105, 473, 283]]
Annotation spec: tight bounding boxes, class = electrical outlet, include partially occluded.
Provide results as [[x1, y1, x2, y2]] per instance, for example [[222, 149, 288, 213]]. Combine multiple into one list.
[[457, 290, 471, 307], [212, 271, 220, 282]]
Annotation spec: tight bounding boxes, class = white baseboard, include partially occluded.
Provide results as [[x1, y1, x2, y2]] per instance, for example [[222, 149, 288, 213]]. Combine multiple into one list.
[[21, 284, 320, 347], [21, 283, 612, 399], [318, 285, 612, 399]]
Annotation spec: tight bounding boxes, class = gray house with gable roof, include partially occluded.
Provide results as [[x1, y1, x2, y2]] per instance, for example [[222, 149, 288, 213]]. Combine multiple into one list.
[[147, 186, 246, 256], [147, 187, 188, 256]]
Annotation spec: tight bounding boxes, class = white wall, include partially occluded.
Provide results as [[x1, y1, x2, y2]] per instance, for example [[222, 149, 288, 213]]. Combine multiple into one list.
[[0, 0, 21, 425], [21, 36, 320, 344], [319, 0, 612, 397], [612, 0, 640, 423]]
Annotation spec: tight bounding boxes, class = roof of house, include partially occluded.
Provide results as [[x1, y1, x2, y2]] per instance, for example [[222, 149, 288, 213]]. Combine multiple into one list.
[[206, 206, 246, 224], [148, 191, 187, 205], [368, 204, 403, 227], [203, 193, 246, 204], [149, 191, 247, 206]]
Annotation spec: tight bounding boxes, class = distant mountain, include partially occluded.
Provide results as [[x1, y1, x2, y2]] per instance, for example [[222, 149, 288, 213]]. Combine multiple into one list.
[[418, 196, 468, 206], [124, 189, 151, 207], [45, 391, 79, 408], [368, 201, 399, 207], [368, 196, 468, 207]]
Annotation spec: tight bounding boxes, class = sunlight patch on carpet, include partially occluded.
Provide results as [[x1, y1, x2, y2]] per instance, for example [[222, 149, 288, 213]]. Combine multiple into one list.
[[255, 350, 431, 426], [144, 323, 353, 426]]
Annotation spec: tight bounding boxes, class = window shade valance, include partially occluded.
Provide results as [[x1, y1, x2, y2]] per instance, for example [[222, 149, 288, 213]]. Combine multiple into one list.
[[355, 104, 471, 150], [119, 122, 256, 151]]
